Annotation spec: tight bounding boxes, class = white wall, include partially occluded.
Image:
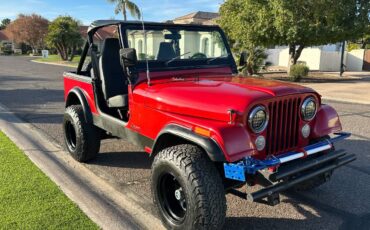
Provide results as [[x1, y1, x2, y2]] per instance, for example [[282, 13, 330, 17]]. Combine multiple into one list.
[[267, 46, 365, 71], [319, 51, 342, 71], [346, 49, 365, 71], [265, 49, 280, 66], [278, 48, 322, 70]]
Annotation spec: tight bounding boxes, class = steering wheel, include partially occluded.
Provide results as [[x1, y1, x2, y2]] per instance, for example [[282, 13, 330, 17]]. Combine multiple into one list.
[[191, 53, 207, 59]]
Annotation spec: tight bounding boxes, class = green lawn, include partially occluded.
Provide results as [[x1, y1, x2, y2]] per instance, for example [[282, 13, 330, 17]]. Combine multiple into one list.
[[34, 55, 81, 67], [0, 131, 98, 229]]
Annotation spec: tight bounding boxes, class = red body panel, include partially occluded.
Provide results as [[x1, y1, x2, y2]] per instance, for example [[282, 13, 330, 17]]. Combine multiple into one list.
[[63, 77, 98, 114], [63, 67, 342, 162], [311, 104, 342, 138]]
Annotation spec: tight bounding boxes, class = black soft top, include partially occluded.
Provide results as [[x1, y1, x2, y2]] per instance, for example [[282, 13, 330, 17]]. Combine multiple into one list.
[[87, 20, 220, 37]]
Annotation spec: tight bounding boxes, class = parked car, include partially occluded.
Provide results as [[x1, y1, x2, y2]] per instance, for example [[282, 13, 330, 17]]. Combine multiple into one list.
[[63, 20, 356, 230]]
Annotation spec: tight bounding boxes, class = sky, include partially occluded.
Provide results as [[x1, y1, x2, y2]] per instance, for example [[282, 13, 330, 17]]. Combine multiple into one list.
[[0, 0, 222, 25]]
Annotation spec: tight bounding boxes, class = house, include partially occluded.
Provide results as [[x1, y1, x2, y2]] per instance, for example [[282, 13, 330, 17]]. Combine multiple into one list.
[[80, 25, 118, 51], [0, 30, 13, 54], [127, 29, 226, 60], [172, 11, 219, 25], [126, 11, 222, 59]]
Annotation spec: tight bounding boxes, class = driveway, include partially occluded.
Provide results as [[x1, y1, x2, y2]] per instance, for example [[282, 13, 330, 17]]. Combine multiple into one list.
[[1, 56, 370, 229], [302, 72, 370, 105]]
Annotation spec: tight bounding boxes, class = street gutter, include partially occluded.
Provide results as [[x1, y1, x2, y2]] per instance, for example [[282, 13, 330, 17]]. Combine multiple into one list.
[[0, 103, 164, 230], [31, 59, 78, 68]]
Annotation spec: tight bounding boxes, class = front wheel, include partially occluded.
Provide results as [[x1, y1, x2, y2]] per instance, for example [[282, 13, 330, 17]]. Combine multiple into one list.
[[63, 105, 101, 162], [151, 144, 226, 230]]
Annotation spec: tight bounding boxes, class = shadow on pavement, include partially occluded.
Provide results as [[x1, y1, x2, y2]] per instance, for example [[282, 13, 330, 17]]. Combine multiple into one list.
[[91, 151, 153, 169], [224, 192, 370, 230], [0, 88, 64, 124], [0, 75, 50, 83]]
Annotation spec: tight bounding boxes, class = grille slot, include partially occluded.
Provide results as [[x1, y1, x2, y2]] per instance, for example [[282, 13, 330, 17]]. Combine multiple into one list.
[[266, 98, 301, 155]]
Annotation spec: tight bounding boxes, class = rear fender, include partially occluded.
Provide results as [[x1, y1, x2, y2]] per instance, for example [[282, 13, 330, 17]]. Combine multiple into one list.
[[65, 87, 93, 123], [312, 104, 342, 138]]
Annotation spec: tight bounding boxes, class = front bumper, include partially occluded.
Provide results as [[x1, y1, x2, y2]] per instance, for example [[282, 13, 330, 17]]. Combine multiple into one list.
[[224, 132, 356, 203]]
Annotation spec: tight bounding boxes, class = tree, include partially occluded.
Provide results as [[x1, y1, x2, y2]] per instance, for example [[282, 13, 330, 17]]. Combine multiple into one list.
[[107, 0, 141, 21], [0, 18, 11, 30], [46, 16, 83, 61], [219, 0, 370, 71], [6, 14, 48, 54]]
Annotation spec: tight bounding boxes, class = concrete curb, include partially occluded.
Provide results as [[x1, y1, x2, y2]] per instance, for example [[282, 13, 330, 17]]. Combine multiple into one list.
[[321, 97, 370, 105], [0, 103, 164, 230], [31, 59, 77, 68]]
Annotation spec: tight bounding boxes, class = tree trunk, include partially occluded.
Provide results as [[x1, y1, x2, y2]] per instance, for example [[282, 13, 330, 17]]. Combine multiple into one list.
[[361, 42, 367, 49], [247, 65, 254, 76], [123, 3, 127, 21], [68, 46, 76, 62], [32, 48, 38, 56], [61, 44, 68, 61], [287, 44, 305, 74]]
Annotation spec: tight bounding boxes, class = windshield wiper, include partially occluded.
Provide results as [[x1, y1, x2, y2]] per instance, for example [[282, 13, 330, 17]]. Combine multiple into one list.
[[207, 55, 229, 64], [165, 52, 191, 65]]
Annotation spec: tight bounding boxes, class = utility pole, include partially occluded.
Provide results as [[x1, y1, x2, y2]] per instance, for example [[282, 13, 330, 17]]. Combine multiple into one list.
[[339, 41, 346, 77]]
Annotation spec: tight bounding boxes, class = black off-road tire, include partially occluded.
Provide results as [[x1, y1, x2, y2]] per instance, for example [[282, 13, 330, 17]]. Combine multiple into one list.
[[151, 144, 226, 230], [63, 105, 101, 162]]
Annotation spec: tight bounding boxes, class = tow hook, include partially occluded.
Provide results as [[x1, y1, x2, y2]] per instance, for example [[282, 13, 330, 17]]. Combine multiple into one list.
[[267, 193, 280, 206]]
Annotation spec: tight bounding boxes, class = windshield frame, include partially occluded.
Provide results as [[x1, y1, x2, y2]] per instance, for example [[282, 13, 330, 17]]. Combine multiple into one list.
[[119, 23, 237, 73]]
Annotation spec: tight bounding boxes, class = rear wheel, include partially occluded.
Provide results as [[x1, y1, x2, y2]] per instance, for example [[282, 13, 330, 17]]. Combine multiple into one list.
[[151, 144, 226, 230], [63, 105, 101, 162]]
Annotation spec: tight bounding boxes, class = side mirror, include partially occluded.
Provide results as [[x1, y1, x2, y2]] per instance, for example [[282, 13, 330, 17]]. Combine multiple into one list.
[[120, 48, 137, 67], [239, 51, 248, 66]]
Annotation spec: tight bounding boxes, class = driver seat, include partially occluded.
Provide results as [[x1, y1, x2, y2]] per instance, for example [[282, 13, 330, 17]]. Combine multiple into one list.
[[99, 38, 128, 109]]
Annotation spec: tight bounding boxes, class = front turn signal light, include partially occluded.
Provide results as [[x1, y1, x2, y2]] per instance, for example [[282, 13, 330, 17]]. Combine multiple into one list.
[[194, 127, 211, 137]]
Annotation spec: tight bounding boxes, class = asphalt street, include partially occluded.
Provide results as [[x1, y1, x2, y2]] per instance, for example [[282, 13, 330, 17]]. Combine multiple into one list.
[[0, 56, 369, 230]]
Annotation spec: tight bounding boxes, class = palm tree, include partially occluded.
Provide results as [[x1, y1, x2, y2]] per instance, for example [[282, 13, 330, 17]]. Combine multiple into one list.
[[107, 0, 141, 21]]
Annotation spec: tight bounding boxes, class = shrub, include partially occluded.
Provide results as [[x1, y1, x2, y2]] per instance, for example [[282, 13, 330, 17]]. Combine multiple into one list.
[[289, 64, 309, 82]]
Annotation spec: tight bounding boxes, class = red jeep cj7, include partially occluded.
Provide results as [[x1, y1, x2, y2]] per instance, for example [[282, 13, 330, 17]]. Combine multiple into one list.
[[63, 20, 356, 229]]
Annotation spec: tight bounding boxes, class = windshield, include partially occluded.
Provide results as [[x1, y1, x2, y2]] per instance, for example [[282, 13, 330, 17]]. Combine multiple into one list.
[[123, 25, 233, 71]]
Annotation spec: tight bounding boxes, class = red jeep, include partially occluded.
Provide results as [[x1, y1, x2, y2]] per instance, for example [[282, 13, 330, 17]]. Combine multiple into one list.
[[63, 20, 355, 229]]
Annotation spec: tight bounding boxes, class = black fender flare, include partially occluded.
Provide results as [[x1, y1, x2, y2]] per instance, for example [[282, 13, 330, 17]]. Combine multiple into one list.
[[152, 124, 226, 162], [65, 87, 93, 124]]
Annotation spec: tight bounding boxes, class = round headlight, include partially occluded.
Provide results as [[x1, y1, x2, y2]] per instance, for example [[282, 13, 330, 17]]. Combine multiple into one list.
[[301, 97, 317, 121], [248, 106, 268, 133]]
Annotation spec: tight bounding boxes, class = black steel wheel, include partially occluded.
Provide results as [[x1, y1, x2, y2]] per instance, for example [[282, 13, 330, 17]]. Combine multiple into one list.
[[63, 105, 101, 162], [151, 144, 226, 230], [158, 172, 187, 224], [65, 120, 77, 151]]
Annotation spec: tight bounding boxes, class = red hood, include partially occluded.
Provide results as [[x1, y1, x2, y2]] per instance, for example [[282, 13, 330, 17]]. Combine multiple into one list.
[[134, 76, 316, 122]]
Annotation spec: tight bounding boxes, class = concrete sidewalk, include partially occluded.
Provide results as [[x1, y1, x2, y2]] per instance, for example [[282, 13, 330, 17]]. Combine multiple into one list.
[[0, 103, 164, 230], [302, 72, 370, 105]]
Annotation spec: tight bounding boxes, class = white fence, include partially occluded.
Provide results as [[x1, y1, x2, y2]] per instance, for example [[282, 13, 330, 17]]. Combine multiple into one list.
[[346, 49, 365, 71], [266, 48, 365, 71], [320, 51, 342, 71]]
